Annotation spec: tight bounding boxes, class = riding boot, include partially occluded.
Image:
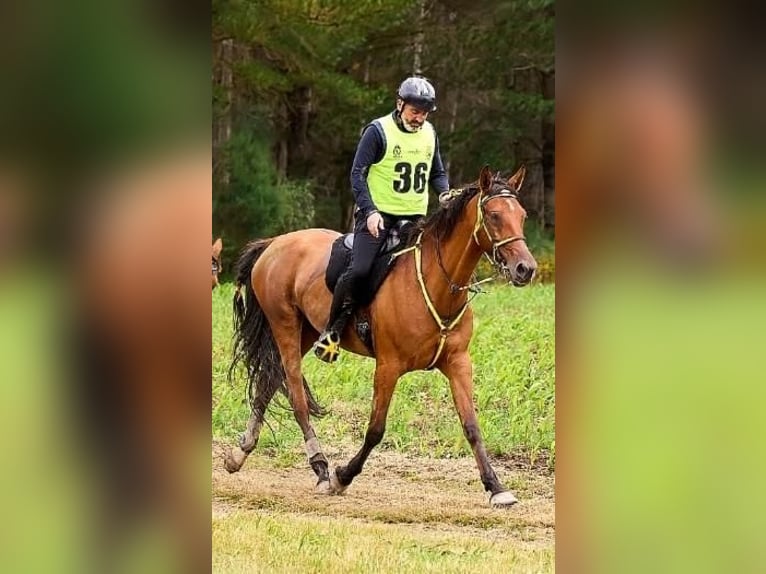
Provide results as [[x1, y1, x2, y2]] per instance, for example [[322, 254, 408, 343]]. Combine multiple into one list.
[[314, 274, 356, 363]]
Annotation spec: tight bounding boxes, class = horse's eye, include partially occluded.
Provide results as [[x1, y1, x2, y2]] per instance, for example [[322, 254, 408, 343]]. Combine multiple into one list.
[[488, 211, 501, 223]]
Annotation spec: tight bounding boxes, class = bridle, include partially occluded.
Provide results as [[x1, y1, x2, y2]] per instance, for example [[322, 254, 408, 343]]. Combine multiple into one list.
[[434, 181, 528, 286], [471, 184, 527, 271]]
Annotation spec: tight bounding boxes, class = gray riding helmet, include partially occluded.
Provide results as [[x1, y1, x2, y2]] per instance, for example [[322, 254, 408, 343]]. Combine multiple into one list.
[[397, 77, 437, 112]]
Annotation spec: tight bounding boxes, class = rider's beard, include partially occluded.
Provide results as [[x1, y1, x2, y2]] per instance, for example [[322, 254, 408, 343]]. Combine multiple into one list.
[[401, 116, 423, 132]]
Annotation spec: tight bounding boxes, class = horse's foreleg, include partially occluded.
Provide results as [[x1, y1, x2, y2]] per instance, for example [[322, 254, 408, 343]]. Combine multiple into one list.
[[440, 352, 518, 507], [333, 364, 400, 494]]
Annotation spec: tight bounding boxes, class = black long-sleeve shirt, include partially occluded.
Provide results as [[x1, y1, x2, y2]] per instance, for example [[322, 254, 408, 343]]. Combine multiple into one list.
[[350, 111, 449, 218]]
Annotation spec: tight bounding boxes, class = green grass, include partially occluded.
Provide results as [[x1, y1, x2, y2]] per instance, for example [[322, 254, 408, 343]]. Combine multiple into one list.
[[213, 510, 553, 574], [213, 281, 555, 467]]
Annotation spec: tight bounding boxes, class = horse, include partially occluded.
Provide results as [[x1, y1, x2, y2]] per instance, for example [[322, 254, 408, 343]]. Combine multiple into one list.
[[224, 165, 538, 507], [212, 237, 223, 289]]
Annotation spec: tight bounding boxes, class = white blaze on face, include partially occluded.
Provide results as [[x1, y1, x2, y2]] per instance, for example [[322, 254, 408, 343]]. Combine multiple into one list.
[[486, 196, 517, 219], [500, 197, 516, 212], [486, 195, 523, 243]]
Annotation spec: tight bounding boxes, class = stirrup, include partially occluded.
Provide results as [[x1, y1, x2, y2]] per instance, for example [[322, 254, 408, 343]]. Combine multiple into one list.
[[314, 331, 341, 363]]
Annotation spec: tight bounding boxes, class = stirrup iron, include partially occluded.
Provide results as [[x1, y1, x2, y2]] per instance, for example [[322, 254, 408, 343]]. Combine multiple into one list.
[[314, 331, 341, 363]]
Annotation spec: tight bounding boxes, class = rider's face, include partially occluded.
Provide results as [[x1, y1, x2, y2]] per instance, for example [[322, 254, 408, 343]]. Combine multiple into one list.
[[398, 102, 429, 131]]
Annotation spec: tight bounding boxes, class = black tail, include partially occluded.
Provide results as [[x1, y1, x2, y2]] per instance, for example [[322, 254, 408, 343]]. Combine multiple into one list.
[[228, 239, 325, 418]]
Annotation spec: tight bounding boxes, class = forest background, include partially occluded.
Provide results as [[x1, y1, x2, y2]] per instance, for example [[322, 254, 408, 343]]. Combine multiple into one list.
[[212, 0, 554, 272]]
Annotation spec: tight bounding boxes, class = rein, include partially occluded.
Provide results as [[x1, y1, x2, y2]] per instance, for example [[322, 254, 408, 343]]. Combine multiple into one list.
[[412, 231, 470, 369], [390, 182, 528, 370], [435, 232, 494, 294]]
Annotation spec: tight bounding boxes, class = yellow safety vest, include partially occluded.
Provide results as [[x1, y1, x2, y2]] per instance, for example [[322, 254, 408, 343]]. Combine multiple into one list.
[[367, 113, 435, 216]]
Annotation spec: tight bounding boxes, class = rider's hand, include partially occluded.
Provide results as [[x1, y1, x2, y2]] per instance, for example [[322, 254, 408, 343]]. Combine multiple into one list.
[[366, 212, 384, 238]]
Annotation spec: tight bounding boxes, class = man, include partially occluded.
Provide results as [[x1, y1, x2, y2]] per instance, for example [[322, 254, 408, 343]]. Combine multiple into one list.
[[314, 76, 450, 362]]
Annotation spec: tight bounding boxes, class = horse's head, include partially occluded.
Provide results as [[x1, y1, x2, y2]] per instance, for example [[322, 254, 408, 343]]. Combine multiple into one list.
[[474, 165, 538, 286], [212, 237, 222, 289]]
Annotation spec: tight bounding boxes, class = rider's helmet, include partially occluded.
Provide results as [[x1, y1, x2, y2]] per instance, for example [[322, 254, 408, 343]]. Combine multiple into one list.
[[397, 77, 437, 112]]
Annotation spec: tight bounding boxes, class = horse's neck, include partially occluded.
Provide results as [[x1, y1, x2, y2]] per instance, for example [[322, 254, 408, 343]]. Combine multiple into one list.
[[420, 199, 483, 307]]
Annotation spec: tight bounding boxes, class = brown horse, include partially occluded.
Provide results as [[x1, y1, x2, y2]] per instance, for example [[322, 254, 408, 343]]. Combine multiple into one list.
[[224, 165, 537, 507], [212, 237, 222, 289]]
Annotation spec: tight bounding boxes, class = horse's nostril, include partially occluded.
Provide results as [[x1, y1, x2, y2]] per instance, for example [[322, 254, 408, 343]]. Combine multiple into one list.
[[515, 262, 535, 282]]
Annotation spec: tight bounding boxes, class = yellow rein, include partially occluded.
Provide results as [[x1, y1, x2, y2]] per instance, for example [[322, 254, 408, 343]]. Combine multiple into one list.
[[390, 232, 469, 369]]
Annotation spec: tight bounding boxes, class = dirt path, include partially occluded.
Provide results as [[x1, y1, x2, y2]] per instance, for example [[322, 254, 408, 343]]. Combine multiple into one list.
[[212, 441, 554, 548]]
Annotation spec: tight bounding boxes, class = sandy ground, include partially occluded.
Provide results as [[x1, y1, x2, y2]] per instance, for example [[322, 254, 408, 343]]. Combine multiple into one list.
[[212, 441, 554, 548]]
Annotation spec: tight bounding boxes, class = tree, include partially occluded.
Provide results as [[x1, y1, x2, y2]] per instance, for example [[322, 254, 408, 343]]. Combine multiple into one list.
[[212, 0, 555, 263]]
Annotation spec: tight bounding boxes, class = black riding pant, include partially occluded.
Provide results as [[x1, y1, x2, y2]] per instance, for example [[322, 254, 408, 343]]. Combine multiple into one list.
[[326, 211, 408, 331]]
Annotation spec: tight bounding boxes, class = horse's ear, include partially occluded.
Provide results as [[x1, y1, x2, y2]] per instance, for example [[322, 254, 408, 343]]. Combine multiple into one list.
[[508, 165, 526, 193], [213, 237, 223, 257], [479, 165, 493, 192]]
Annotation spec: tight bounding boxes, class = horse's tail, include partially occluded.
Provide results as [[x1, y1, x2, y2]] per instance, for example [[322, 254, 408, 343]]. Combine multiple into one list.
[[229, 239, 325, 418]]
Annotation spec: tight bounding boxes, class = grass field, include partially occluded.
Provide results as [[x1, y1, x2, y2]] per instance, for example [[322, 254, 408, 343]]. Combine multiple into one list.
[[212, 280, 555, 573], [213, 281, 555, 464]]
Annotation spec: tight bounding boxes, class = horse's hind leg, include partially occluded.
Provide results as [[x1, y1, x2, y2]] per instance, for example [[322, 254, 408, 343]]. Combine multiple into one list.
[[223, 383, 279, 473], [299, 322, 332, 489], [223, 321, 324, 476], [271, 317, 332, 491]]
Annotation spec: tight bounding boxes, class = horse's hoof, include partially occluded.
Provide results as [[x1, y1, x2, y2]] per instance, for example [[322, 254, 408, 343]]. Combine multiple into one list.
[[315, 480, 332, 495], [329, 469, 348, 495], [223, 457, 240, 473], [489, 491, 518, 508], [223, 448, 245, 473]]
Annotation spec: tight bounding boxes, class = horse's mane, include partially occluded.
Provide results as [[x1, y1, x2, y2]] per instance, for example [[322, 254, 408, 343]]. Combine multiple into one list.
[[399, 181, 480, 249]]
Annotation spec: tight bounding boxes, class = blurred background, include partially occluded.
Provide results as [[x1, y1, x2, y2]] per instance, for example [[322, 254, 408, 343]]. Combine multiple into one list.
[[0, 0, 210, 572], [557, 2, 766, 573]]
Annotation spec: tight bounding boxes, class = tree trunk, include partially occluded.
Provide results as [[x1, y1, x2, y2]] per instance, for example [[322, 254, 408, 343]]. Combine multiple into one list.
[[412, 0, 428, 74], [290, 85, 312, 174], [444, 41, 462, 180], [445, 95, 458, 178], [541, 70, 555, 231], [277, 99, 288, 180], [214, 38, 234, 187], [513, 67, 546, 227]]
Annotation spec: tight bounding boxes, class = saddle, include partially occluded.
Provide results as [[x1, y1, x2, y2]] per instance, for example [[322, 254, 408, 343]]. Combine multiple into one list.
[[324, 219, 415, 306]]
